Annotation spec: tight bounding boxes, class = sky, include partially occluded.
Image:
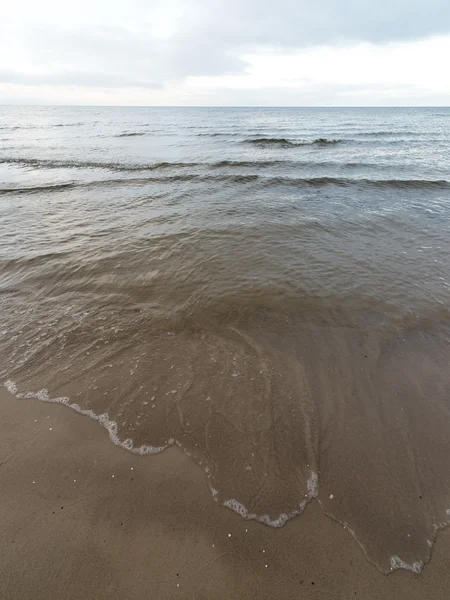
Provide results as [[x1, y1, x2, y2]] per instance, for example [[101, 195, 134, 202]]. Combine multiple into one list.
[[1, 0, 449, 106]]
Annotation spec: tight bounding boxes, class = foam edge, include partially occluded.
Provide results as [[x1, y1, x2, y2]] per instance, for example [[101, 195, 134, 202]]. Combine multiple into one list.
[[4, 380, 171, 455]]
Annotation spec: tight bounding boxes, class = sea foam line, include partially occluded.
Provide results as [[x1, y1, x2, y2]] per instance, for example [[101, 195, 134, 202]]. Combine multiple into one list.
[[4, 380, 171, 455], [222, 469, 318, 528]]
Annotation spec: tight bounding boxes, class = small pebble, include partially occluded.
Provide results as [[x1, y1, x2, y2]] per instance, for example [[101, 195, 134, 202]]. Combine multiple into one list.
[[49, 428, 53, 431], [228, 533, 231, 538], [330, 494, 334, 500]]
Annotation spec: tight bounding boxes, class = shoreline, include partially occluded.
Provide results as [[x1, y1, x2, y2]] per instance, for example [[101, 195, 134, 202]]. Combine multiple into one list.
[[2, 386, 450, 599]]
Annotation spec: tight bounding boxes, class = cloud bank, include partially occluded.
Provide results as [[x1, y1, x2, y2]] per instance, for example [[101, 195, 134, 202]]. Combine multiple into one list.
[[1, 0, 449, 104]]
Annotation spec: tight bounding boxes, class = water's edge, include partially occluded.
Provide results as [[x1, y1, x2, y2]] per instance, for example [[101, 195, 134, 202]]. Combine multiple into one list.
[[4, 379, 437, 575]]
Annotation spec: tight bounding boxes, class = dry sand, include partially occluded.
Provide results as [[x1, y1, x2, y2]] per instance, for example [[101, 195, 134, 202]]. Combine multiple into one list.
[[1, 386, 449, 600]]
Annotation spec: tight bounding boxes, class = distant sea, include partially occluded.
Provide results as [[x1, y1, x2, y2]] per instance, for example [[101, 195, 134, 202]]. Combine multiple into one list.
[[1, 106, 450, 572]]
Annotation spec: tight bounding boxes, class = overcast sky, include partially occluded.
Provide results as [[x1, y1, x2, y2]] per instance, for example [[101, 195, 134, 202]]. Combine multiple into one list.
[[1, 0, 449, 105]]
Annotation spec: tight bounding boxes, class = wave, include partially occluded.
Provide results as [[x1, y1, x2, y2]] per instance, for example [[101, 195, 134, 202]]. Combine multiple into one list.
[[115, 132, 147, 137], [0, 123, 88, 131], [0, 183, 77, 194], [211, 160, 284, 168], [0, 157, 201, 172], [211, 159, 376, 169], [0, 156, 322, 172], [353, 131, 419, 137], [244, 137, 342, 147], [0, 157, 290, 171], [0, 157, 385, 173], [260, 177, 450, 190], [0, 175, 259, 194], [52, 122, 86, 128], [197, 132, 241, 137], [312, 137, 342, 146], [2, 175, 448, 195]]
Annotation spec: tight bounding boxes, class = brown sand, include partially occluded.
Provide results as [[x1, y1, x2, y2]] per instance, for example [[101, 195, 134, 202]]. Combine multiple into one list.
[[1, 388, 450, 600]]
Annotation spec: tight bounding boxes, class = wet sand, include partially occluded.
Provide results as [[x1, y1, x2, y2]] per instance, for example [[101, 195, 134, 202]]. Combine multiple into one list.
[[2, 387, 450, 600]]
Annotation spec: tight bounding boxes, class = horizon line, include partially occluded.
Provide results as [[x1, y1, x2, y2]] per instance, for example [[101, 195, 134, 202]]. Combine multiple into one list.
[[1, 104, 449, 109]]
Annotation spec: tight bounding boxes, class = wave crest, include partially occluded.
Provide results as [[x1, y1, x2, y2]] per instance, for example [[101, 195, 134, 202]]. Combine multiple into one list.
[[244, 137, 343, 147]]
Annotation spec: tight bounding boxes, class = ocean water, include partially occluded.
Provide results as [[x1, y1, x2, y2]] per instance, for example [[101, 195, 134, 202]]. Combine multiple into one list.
[[1, 106, 450, 572]]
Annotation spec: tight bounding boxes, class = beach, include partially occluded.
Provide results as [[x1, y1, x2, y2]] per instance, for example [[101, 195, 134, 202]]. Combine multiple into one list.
[[1, 106, 450, 596], [2, 385, 450, 599]]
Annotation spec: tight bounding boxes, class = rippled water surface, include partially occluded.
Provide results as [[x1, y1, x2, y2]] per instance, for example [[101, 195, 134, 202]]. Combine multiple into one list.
[[1, 106, 450, 573]]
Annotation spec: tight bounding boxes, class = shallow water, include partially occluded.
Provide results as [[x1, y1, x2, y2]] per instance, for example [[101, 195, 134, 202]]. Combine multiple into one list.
[[1, 106, 450, 572]]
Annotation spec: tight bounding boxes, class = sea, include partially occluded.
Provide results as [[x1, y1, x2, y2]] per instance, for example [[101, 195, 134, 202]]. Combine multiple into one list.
[[1, 106, 450, 573]]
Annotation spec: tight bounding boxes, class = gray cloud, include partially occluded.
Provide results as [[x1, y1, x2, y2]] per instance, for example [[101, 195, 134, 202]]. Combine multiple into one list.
[[1, 0, 449, 88], [194, 0, 450, 47]]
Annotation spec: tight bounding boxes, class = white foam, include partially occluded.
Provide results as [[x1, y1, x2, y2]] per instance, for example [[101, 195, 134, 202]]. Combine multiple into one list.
[[4, 380, 169, 455], [223, 498, 296, 527], [307, 471, 318, 498], [390, 555, 423, 574], [221, 470, 318, 527]]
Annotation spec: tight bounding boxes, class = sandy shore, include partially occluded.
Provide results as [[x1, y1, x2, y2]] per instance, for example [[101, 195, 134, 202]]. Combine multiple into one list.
[[1, 387, 450, 600]]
